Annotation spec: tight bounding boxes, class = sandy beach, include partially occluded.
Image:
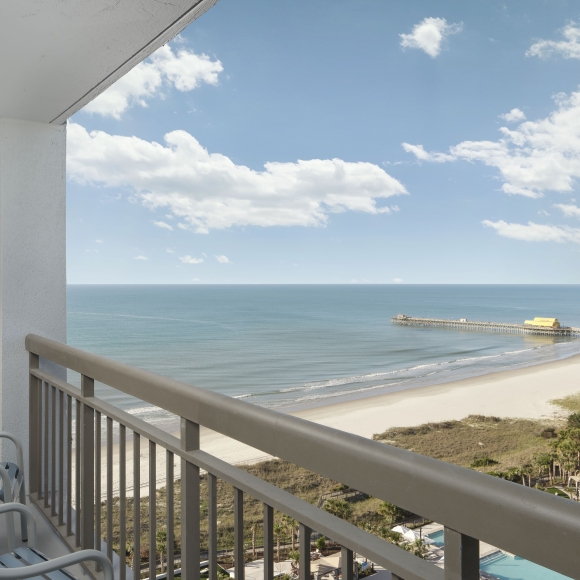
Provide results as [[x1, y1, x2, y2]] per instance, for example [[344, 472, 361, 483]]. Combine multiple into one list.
[[95, 353, 580, 500]]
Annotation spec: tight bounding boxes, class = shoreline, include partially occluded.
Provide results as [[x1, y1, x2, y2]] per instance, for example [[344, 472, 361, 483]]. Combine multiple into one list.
[[93, 352, 580, 499]]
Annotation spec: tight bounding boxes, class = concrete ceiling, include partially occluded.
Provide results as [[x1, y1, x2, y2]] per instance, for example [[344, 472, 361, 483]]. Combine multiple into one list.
[[1, 0, 218, 124]]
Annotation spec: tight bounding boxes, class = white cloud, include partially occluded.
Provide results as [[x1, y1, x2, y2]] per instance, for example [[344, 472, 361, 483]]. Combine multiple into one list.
[[499, 108, 526, 122], [95, 239, 104, 243], [393, 278, 403, 283], [165, 215, 174, 220], [166, 248, 175, 254], [215, 255, 230, 264], [403, 89, 580, 198], [179, 255, 204, 264], [527, 22, 580, 60], [134, 255, 148, 260], [400, 17, 463, 58], [67, 123, 408, 233], [83, 45, 223, 119], [555, 203, 580, 217], [401, 143, 455, 163], [483, 220, 580, 243], [153, 221, 174, 231]]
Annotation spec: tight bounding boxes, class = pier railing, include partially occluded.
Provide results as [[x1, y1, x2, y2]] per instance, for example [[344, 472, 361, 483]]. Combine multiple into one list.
[[26, 334, 580, 580]]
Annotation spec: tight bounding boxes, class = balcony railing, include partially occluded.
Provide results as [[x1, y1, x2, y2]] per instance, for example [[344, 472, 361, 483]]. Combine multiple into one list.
[[25, 333, 580, 580]]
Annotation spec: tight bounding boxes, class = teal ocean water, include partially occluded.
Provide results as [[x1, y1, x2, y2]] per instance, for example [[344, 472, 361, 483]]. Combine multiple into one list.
[[67, 285, 580, 426]]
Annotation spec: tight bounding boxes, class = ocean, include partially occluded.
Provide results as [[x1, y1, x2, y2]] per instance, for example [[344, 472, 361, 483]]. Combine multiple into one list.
[[67, 285, 580, 428]]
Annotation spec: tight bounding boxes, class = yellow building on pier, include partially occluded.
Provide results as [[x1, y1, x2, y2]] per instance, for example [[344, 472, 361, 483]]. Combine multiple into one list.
[[524, 317, 561, 328]]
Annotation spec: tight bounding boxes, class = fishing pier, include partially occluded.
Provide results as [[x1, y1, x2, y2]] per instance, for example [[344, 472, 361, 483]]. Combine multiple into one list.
[[391, 315, 580, 337]]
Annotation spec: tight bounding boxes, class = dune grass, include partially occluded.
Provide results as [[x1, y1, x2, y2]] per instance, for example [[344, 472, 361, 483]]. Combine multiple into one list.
[[550, 392, 580, 413], [372, 414, 558, 472]]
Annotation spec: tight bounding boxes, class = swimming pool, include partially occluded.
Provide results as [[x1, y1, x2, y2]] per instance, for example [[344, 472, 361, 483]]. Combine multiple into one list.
[[480, 551, 571, 579], [426, 529, 444, 547]]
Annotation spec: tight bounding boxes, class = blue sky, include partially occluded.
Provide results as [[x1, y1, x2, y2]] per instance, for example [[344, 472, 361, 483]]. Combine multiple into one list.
[[67, 0, 580, 284]]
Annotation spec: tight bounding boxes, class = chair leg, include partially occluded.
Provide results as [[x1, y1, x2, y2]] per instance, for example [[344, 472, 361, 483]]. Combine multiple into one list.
[[19, 484, 28, 542]]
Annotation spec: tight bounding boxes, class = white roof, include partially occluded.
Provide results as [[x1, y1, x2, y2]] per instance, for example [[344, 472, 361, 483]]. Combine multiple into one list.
[[1, 0, 217, 124]]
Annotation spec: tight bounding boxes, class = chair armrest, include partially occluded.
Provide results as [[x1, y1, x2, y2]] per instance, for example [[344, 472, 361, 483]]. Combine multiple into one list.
[[0, 434, 24, 479], [0, 550, 113, 580], [0, 504, 36, 548]]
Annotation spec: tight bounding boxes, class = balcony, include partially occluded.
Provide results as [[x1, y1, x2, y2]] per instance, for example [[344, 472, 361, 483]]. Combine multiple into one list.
[[17, 333, 580, 580]]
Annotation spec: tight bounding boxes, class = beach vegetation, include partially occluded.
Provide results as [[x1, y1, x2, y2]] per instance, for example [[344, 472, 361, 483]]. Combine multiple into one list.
[[469, 457, 499, 468], [373, 415, 555, 471], [377, 501, 411, 524], [315, 536, 326, 550], [322, 498, 353, 521], [568, 413, 580, 429], [540, 427, 557, 439], [551, 393, 580, 413]]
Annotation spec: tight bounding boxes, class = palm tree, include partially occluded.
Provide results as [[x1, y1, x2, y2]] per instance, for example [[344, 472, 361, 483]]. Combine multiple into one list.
[[251, 523, 257, 558], [322, 499, 352, 521], [377, 501, 404, 524], [273, 523, 284, 562], [534, 453, 553, 485], [389, 531, 403, 545], [156, 529, 167, 573], [412, 538, 429, 559], [282, 515, 297, 551]]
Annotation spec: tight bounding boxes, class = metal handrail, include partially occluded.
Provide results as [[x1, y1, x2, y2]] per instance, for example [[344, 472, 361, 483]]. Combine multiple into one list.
[[26, 333, 580, 578], [28, 367, 438, 580]]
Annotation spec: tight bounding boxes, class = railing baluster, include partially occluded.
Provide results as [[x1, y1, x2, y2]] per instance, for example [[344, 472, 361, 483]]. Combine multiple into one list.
[[167, 450, 174, 580], [263, 504, 273, 580], [95, 410, 102, 551], [51, 385, 57, 516], [234, 488, 244, 580], [444, 527, 479, 580], [120, 424, 127, 580], [341, 547, 353, 580], [29, 353, 41, 498], [58, 390, 64, 526], [134, 432, 141, 576], [75, 398, 81, 548], [43, 382, 49, 507], [66, 394, 72, 537], [181, 419, 200, 580], [208, 474, 217, 580], [149, 440, 156, 580], [81, 375, 95, 551], [106, 416, 113, 562], [298, 524, 311, 580]]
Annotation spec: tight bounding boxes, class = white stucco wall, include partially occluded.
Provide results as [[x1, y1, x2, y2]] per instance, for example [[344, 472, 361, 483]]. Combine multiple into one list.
[[0, 118, 67, 467]]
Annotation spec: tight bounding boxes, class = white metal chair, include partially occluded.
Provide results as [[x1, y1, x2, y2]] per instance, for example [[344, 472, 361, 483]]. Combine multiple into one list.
[[0, 433, 27, 542], [0, 503, 113, 580]]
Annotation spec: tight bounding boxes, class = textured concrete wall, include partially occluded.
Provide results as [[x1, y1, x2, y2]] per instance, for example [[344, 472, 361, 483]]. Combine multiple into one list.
[[0, 118, 67, 468]]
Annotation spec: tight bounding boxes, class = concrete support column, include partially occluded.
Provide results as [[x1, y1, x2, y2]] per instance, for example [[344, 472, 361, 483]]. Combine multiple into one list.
[[0, 118, 67, 471]]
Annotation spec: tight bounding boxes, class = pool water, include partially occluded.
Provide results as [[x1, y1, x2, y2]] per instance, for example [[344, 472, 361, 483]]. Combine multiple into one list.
[[425, 532, 570, 579], [480, 552, 570, 579], [427, 529, 445, 547]]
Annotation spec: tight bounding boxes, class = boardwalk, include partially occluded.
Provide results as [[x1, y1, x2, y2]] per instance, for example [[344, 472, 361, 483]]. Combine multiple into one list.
[[391, 315, 580, 337]]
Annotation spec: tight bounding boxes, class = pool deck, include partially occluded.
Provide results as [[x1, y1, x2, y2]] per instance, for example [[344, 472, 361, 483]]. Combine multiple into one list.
[[420, 522, 501, 565]]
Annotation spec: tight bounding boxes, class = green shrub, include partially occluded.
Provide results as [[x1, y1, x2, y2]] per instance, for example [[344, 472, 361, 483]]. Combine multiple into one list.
[[470, 457, 499, 468], [540, 427, 557, 439]]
